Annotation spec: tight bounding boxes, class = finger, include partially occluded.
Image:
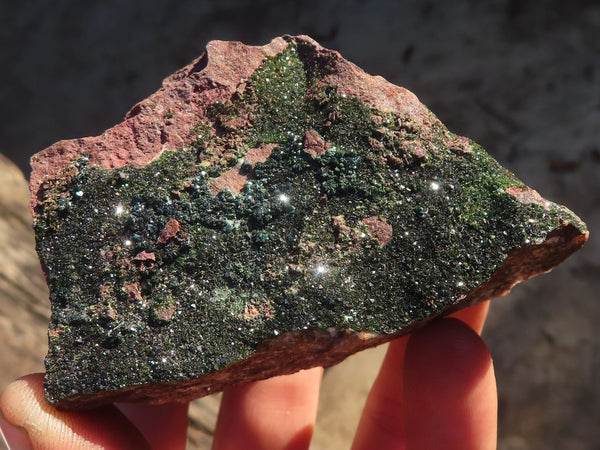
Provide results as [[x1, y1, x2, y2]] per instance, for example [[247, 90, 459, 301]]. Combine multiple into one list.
[[450, 300, 490, 334], [352, 301, 491, 449], [403, 318, 497, 450], [351, 335, 410, 449], [0, 373, 152, 450], [116, 401, 189, 450], [213, 367, 323, 450]]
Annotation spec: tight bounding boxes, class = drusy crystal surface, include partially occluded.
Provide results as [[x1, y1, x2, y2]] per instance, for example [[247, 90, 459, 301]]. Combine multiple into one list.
[[31, 36, 587, 408]]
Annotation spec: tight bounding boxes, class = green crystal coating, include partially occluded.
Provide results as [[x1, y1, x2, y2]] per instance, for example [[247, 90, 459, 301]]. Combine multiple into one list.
[[36, 43, 585, 402]]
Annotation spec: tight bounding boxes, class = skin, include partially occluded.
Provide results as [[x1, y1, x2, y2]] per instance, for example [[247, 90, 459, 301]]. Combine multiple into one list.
[[0, 301, 496, 450]]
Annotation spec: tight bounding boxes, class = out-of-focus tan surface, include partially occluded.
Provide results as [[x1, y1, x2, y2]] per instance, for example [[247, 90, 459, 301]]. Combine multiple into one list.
[[0, 154, 49, 389]]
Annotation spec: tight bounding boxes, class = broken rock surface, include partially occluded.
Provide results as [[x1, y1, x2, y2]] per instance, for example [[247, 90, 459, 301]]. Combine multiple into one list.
[[30, 35, 588, 409]]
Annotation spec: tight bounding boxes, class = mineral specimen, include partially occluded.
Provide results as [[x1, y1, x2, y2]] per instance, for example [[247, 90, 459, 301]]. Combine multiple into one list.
[[30, 36, 588, 409]]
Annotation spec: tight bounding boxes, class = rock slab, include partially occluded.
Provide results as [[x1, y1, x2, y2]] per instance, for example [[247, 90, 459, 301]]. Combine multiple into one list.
[[30, 35, 588, 409]]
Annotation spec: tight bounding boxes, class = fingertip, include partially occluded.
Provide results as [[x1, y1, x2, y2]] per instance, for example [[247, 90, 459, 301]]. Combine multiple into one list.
[[405, 318, 492, 393], [0, 374, 45, 438], [214, 367, 323, 450], [403, 318, 497, 450]]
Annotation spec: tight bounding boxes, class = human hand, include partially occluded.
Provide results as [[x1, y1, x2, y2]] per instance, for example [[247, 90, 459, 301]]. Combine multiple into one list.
[[0, 301, 496, 449]]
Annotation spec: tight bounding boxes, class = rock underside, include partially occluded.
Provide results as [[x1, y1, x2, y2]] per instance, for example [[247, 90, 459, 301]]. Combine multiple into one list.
[[30, 35, 588, 409]]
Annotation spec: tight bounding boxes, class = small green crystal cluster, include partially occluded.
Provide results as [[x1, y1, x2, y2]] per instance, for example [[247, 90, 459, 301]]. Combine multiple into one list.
[[37, 43, 580, 400]]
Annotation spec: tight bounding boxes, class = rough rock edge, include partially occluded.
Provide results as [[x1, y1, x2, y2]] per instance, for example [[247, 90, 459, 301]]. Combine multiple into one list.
[[30, 36, 589, 409]]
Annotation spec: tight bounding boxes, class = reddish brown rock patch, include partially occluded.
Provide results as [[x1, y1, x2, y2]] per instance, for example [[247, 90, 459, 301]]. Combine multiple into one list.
[[243, 301, 275, 321], [448, 135, 473, 155], [506, 186, 548, 208], [134, 250, 156, 261], [209, 143, 277, 194], [123, 283, 143, 302], [157, 218, 181, 244], [133, 251, 156, 268], [361, 216, 393, 246], [303, 129, 330, 158], [404, 140, 427, 160], [154, 304, 176, 322]]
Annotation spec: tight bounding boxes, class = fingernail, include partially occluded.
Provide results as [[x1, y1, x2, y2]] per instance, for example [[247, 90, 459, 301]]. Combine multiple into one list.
[[0, 413, 32, 450]]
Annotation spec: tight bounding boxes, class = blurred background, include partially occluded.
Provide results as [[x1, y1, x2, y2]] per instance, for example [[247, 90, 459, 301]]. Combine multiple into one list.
[[1, 1, 599, 448]]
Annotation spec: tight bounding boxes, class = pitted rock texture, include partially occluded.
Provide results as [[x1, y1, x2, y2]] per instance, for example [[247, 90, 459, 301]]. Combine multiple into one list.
[[30, 35, 588, 409]]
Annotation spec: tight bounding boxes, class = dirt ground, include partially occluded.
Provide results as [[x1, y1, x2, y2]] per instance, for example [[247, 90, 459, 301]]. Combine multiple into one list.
[[1, 1, 599, 448]]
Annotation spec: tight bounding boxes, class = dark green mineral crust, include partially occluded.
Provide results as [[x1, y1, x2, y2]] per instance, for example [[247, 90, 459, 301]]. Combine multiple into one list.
[[35, 41, 587, 407]]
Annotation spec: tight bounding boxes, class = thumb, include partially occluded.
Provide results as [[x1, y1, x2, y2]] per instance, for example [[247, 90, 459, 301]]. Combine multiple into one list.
[[0, 373, 151, 450]]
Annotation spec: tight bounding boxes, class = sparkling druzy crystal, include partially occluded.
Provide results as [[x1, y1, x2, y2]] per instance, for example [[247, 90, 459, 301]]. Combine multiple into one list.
[[30, 36, 587, 409]]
